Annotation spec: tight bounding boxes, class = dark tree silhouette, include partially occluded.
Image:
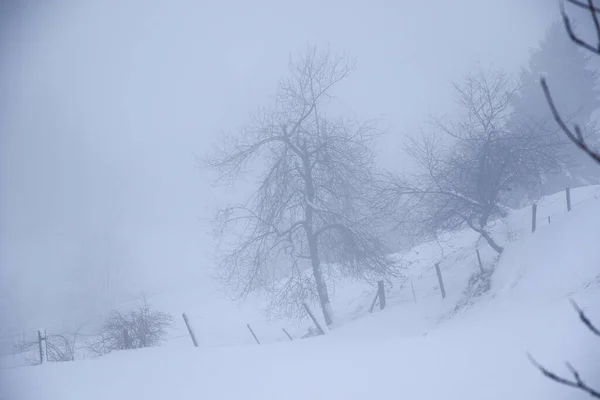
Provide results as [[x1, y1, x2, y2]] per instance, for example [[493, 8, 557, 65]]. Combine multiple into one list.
[[377, 68, 558, 255], [510, 20, 600, 197]]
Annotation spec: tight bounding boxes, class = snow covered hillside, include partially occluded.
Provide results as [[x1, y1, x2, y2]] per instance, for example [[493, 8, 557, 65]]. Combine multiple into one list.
[[2, 186, 600, 400]]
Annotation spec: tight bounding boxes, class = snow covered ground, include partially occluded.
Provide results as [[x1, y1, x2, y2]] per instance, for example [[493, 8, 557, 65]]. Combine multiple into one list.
[[2, 186, 600, 399]]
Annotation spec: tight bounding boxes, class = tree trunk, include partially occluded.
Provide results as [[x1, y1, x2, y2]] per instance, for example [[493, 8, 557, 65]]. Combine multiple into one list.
[[304, 196, 333, 325], [480, 229, 503, 254], [467, 215, 504, 255], [302, 150, 333, 326], [306, 229, 333, 326]]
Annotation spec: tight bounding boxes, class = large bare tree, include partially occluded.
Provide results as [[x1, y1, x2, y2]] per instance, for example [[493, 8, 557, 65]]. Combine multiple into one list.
[[379, 68, 560, 254], [206, 46, 398, 325]]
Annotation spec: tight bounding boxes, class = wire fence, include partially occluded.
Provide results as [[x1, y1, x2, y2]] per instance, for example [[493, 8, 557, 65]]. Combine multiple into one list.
[[0, 313, 311, 371], [2, 186, 597, 371], [363, 185, 600, 312]]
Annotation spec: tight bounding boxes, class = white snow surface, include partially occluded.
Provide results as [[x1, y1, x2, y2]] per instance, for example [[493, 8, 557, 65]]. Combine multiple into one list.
[[2, 186, 600, 399]]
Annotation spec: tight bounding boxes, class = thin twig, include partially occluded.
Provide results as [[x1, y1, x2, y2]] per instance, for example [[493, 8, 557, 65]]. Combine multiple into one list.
[[570, 299, 600, 336]]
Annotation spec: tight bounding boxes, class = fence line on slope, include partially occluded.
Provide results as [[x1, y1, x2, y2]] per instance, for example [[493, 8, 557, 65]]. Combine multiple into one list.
[[0, 314, 308, 371], [3, 187, 597, 371], [531, 186, 600, 233], [369, 186, 600, 312]]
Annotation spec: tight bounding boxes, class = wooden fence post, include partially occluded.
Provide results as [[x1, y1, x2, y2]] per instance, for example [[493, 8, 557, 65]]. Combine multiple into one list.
[[476, 249, 484, 273], [532, 203, 537, 233], [282, 328, 293, 341], [246, 324, 260, 345], [411, 280, 417, 303], [123, 329, 131, 350], [377, 280, 386, 310], [548, 216, 551, 224], [302, 303, 325, 335], [44, 329, 49, 361], [37, 330, 45, 364], [369, 291, 379, 313], [181, 313, 199, 348], [434, 263, 446, 299], [566, 187, 571, 212]]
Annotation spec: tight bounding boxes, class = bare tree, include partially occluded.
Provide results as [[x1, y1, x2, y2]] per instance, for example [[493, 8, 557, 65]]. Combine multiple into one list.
[[206, 46, 399, 325], [88, 293, 173, 356], [378, 68, 559, 254]]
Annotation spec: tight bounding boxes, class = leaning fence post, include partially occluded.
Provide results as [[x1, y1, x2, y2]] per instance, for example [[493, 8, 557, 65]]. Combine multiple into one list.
[[411, 280, 417, 303], [37, 330, 45, 364], [532, 203, 537, 233], [44, 329, 49, 361], [181, 313, 199, 348], [476, 249, 484, 273], [246, 324, 261, 345], [282, 328, 293, 341], [566, 187, 571, 212], [302, 303, 325, 335], [369, 291, 379, 313], [377, 280, 386, 310], [434, 263, 446, 299]]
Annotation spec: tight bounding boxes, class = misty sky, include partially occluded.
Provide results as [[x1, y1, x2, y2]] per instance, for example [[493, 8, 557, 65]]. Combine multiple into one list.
[[0, 0, 556, 331]]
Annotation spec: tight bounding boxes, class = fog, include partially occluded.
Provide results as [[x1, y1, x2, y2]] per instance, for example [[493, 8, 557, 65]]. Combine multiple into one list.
[[1, 0, 554, 332]]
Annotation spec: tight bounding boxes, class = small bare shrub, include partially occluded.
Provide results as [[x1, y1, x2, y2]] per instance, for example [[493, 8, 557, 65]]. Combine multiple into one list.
[[88, 294, 173, 356]]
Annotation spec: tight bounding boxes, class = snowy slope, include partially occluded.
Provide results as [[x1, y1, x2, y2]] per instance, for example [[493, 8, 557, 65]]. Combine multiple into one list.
[[2, 186, 600, 400]]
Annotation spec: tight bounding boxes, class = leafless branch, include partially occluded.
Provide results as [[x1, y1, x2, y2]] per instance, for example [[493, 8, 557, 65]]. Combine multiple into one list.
[[561, 0, 600, 53], [528, 354, 600, 398], [567, 0, 600, 13], [570, 299, 600, 336], [541, 78, 600, 164]]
